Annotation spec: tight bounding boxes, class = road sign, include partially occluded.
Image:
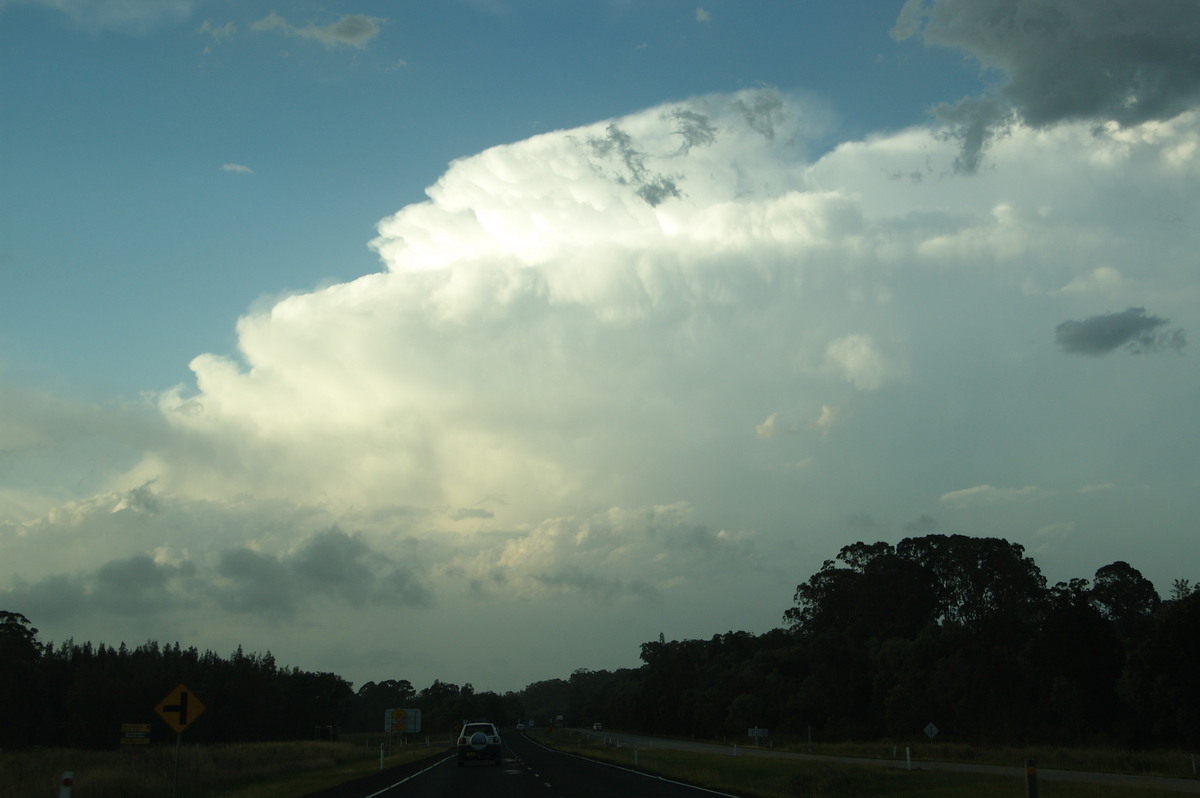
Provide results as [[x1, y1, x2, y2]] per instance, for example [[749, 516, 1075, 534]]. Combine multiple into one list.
[[384, 707, 422, 733], [924, 722, 939, 741], [156, 684, 206, 733], [121, 723, 151, 745]]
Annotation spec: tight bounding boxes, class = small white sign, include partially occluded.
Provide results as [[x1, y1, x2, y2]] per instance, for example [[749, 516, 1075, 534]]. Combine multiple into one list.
[[924, 722, 939, 740]]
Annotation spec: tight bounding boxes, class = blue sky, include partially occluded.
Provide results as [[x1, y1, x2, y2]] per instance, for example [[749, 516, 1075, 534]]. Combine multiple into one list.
[[2, 0, 1199, 695], [2, 0, 980, 394]]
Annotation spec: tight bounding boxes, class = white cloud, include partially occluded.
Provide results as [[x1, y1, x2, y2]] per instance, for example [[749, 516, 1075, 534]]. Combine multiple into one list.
[[939, 484, 1044, 509], [109, 90, 1200, 563], [812, 405, 839, 437], [199, 19, 236, 42], [222, 163, 254, 175], [824, 334, 886, 390], [252, 11, 382, 49], [2, 0, 195, 31], [5, 86, 1200, 689], [1057, 266, 1124, 295]]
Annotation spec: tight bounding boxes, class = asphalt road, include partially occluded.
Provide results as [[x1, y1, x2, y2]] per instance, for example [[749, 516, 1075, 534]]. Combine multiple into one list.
[[303, 728, 1200, 796], [303, 731, 741, 798]]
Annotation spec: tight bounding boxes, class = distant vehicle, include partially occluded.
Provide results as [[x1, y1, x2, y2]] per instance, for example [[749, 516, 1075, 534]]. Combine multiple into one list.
[[593, 722, 603, 731], [515, 723, 525, 731], [456, 721, 503, 766]]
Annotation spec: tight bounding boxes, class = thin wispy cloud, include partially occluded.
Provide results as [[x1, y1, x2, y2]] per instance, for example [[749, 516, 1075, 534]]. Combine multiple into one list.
[[6, 0, 195, 31], [939, 485, 1045, 510], [198, 19, 236, 42], [251, 11, 383, 49], [222, 163, 254, 175]]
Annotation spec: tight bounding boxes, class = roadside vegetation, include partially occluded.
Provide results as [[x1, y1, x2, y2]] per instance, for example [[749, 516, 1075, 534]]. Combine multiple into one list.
[[532, 729, 1194, 798], [0, 736, 445, 798], [3, 533, 1199, 795]]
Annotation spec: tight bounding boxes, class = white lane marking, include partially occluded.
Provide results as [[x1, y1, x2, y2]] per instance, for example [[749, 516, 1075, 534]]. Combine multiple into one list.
[[361, 754, 455, 798], [522, 735, 740, 797]]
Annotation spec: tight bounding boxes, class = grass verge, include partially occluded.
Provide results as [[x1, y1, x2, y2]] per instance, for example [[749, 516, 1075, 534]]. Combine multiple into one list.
[[0, 737, 446, 798], [531, 731, 1196, 798]]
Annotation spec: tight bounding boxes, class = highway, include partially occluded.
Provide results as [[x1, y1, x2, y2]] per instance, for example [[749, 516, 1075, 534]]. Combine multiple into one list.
[[303, 730, 741, 798], [305, 728, 1200, 796]]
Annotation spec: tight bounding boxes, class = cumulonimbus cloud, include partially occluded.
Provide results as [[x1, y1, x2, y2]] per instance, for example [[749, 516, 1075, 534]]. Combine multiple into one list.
[[5, 83, 1198, 687]]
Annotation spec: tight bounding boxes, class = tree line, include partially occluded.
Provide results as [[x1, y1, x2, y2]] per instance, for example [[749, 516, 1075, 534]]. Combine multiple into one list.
[[3, 533, 1198, 750], [0, 616, 523, 749], [521, 534, 1200, 748]]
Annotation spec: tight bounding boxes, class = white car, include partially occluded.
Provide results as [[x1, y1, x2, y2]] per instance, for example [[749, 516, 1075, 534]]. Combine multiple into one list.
[[457, 721, 503, 766]]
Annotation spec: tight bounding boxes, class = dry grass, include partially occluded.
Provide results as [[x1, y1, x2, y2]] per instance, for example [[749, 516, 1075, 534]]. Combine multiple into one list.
[[770, 738, 1200, 780], [533, 731, 1200, 798], [0, 737, 445, 798]]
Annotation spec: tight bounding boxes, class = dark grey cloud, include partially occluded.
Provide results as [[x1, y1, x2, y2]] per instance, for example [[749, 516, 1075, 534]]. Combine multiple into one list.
[[292, 528, 376, 606], [0, 574, 86, 625], [1, 555, 193, 621], [218, 528, 432, 615], [1, 528, 431, 627], [1055, 307, 1187, 355], [533, 567, 663, 606], [449, 507, 494, 521], [933, 97, 1015, 174], [733, 91, 785, 141], [669, 108, 718, 154], [217, 548, 296, 615], [586, 124, 682, 207], [902, 514, 940, 535], [93, 554, 193, 614], [845, 514, 885, 536], [894, 0, 1200, 171]]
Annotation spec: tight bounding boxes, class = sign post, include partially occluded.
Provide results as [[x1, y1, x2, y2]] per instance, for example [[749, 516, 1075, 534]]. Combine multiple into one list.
[[155, 685, 206, 798]]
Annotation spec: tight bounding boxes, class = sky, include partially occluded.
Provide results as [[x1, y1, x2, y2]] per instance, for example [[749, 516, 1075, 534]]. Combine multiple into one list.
[[1, 0, 1198, 695]]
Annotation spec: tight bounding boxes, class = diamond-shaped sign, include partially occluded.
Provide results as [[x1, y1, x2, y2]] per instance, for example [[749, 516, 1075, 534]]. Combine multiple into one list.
[[156, 684, 206, 733]]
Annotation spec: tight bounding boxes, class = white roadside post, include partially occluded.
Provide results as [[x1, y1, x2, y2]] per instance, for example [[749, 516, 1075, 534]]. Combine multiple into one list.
[[59, 772, 74, 797]]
